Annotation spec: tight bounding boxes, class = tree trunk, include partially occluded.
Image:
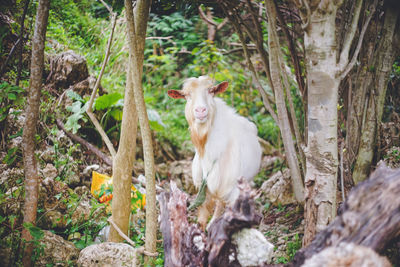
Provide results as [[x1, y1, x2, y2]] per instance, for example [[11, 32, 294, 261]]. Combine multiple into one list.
[[108, 59, 138, 242], [109, 2, 156, 265], [302, 2, 341, 246], [125, 0, 157, 262], [21, 0, 49, 265], [352, 2, 399, 184], [265, 0, 304, 203]]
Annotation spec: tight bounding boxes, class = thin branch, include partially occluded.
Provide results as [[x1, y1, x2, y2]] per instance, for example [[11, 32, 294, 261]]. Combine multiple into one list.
[[108, 217, 136, 246], [217, 17, 229, 30], [271, 0, 305, 177], [340, 142, 345, 201], [340, 0, 378, 80], [243, 0, 274, 89], [275, 0, 305, 96], [339, 0, 363, 68], [223, 3, 278, 123], [86, 11, 118, 158], [300, 0, 311, 30], [0, 38, 21, 77], [99, 0, 112, 14], [198, 5, 218, 27], [222, 46, 257, 55], [55, 119, 113, 166], [146, 36, 173, 40]]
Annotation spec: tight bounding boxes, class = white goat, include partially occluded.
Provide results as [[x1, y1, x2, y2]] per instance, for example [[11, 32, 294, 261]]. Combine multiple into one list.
[[168, 76, 262, 229]]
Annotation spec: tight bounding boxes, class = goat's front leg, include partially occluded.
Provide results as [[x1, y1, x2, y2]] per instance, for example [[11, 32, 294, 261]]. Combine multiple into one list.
[[198, 191, 215, 230]]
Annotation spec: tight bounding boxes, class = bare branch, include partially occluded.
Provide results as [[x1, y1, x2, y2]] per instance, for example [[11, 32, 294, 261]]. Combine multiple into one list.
[[340, 0, 378, 80], [339, 0, 363, 69], [146, 36, 173, 40], [222, 46, 257, 55], [108, 217, 136, 246], [98, 0, 112, 14], [55, 119, 113, 166], [198, 5, 218, 27], [86, 11, 118, 158], [217, 17, 229, 30], [222, 2, 278, 123], [300, 0, 311, 30]]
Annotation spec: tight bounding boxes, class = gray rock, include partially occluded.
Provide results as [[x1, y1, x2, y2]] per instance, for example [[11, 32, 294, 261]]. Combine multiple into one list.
[[40, 147, 55, 163], [78, 242, 138, 267], [232, 228, 274, 266], [302, 243, 391, 267], [169, 159, 195, 194], [35, 230, 80, 267], [46, 50, 89, 90], [42, 163, 58, 179], [261, 169, 297, 205]]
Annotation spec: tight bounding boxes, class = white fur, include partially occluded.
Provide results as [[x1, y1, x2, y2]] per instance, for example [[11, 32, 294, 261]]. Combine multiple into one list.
[[191, 98, 261, 204]]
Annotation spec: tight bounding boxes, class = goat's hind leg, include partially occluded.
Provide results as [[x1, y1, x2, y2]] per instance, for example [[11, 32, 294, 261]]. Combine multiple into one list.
[[197, 190, 215, 230], [206, 199, 225, 230]]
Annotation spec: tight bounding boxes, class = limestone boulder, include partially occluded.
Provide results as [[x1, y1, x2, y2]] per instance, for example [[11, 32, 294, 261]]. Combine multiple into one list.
[[261, 169, 296, 205], [35, 230, 80, 267], [78, 242, 138, 267]]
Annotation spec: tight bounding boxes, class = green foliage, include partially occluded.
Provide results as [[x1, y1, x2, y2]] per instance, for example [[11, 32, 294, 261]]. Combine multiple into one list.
[[286, 233, 301, 261], [147, 12, 201, 52], [23, 222, 46, 264], [64, 90, 89, 134], [49, 127, 80, 181], [0, 82, 24, 122]]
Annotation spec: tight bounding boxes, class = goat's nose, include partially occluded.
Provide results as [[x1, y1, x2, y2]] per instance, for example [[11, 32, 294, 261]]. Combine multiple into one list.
[[195, 107, 207, 114]]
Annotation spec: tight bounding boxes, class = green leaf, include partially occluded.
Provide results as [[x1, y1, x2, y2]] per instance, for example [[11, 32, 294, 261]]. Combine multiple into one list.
[[23, 222, 44, 240], [67, 101, 83, 114], [109, 108, 123, 121], [66, 90, 83, 102], [188, 178, 207, 211], [94, 93, 122, 110], [7, 93, 16, 100], [65, 113, 83, 134]]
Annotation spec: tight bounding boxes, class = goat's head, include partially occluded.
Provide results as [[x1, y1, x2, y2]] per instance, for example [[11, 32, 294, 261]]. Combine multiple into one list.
[[168, 76, 229, 127]]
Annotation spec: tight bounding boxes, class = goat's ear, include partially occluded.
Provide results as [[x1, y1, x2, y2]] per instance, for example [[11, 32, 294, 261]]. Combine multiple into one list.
[[168, 90, 185, 99], [209, 81, 229, 95]]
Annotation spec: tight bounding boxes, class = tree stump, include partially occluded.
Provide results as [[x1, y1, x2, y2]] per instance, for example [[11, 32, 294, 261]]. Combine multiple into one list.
[[159, 180, 269, 267]]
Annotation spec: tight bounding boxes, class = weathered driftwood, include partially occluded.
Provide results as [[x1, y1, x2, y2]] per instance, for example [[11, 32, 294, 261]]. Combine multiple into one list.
[[159, 181, 206, 267], [159, 180, 263, 267], [55, 118, 113, 166], [292, 162, 400, 266]]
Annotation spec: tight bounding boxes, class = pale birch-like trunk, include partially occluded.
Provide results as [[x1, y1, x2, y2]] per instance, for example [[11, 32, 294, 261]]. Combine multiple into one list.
[[109, 0, 157, 263], [108, 60, 138, 242], [127, 0, 157, 262], [21, 0, 49, 265], [265, 0, 304, 203], [302, 3, 340, 246], [352, 3, 399, 184]]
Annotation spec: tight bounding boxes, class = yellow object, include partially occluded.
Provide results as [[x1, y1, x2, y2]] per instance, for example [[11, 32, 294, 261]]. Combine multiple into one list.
[[91, 171, 146, 210]]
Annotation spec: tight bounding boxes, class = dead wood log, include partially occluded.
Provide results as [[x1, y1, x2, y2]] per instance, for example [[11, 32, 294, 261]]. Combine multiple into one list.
[[159, 180, 265, 267], [206, 181, 262, 267], [292, 162, 400, 266], [55, 118, 112, 166], [159, 181, 206, 267]]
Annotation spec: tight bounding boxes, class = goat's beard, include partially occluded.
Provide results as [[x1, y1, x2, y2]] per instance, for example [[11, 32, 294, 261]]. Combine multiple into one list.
[[188, 112, 215, 158]]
